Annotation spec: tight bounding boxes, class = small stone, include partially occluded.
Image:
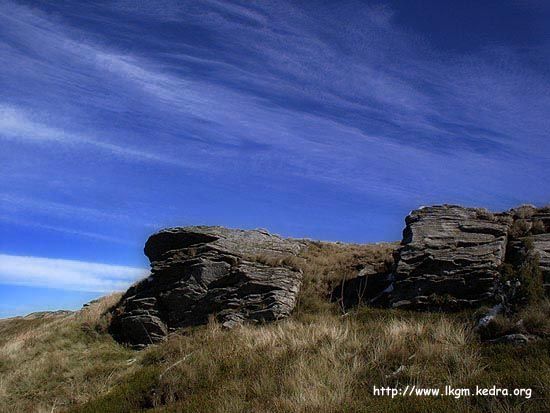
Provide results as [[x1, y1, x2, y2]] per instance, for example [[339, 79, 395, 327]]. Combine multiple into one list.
[[487, 334, 531, 345]]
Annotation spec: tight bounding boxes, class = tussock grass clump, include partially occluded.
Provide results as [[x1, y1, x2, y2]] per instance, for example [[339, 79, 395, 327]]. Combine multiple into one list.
[[501, 239, 544, 308], [509, 219, 532, 239], [73, 316, 362, 412], [247, 253, 303, 272], [520, 300, 550, 336], [79, 293, 123, 336], [367, 316, 482, 386], [478, 299, 550, 341], [512, 205, 537, 220]]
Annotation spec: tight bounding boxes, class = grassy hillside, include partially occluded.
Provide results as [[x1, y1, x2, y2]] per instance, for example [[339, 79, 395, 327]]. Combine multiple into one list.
[[1, 241, 549, 412]]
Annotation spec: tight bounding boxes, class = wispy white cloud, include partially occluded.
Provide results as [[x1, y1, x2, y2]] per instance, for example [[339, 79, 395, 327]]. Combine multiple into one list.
[[0, 254, 146, 292], [0, 105, 205, 169], [0, 0, 548, 244], [0, 193, 129, 223], [0, 215, 137, 245]]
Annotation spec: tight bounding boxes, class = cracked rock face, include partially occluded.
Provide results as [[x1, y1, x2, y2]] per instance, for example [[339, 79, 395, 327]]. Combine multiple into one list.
[[529, 233, 550, 294], [109, 226, 306, 347], [507, 207, 550, 293], [527, 209, 550, 290], [531, 233, 550, 290], [389, 205, 511, 310]]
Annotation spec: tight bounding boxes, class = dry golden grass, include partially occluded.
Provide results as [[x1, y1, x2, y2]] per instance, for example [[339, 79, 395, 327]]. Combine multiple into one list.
[[102, 310, 480, 413], [78, 293, 122, 326], [295, 240, 396, 315], [477, 299, 550, 340], [0, 294, 137, 413], [366, 317, 482, 386], [247, 253, 304, 272], [2, 241, 549, 412], [299, 240, 395, 286], [153, 317, 363, 412]]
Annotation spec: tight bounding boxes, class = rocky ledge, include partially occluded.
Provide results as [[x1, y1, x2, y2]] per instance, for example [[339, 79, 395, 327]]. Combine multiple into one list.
[[388, 204, 550, 310], [530, 233, 550, 291], [389, 205, 512, 309], [109, 204, 550, 347], [109, 226, 306, 347]]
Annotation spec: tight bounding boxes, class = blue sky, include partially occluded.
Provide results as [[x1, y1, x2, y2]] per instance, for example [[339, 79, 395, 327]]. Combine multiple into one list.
[[1, 0, 549, 317]]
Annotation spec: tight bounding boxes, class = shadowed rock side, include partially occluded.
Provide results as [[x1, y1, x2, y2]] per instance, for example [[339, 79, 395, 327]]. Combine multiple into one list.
[[389, 205, 512, 310], [109, 226, 306, 347], [332, 204, 550, 313], [331, 271, 392, 309], [508, 233, 550, 294], [110, 205, 550, 346], [330, 253, 396, 310], [527, 209, 550, 292], [532, 233, 550, 292]]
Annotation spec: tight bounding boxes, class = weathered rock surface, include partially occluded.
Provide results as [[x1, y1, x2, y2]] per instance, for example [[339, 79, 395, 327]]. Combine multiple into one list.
[[109, 204, 550, 346], [110, 226, 306, 347], [530, 233, 550, 290], [389, 205, 511, 310], [505, 210, 550, 295], [531, 209, 550, 232]]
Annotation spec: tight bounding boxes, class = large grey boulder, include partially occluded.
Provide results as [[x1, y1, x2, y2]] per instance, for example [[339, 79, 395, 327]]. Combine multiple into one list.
[[109, 226, 306, 347], [389, 205, 511, 310]]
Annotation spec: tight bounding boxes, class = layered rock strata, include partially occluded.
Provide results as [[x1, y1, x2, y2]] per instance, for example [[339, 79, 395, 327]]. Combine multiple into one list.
[[389, 205, 511, 309], [109, 226, 305, 347]]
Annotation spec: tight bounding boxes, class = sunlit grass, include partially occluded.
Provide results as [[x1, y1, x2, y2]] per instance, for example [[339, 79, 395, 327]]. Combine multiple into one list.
[[1, 242, 549, 412]]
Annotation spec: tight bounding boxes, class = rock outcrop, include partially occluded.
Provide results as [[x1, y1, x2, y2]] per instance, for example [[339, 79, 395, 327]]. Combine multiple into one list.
[[109, 226, 306, 347], [514, 206, 550, 292], [389, 205, 512, 309], [531, 233, 550, 292], [109, 204, 550, 347], [508, 233, 550, 295]]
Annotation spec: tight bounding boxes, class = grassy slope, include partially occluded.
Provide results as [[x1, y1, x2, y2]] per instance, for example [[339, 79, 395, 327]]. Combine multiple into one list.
[[1, 241, 549, 413]]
